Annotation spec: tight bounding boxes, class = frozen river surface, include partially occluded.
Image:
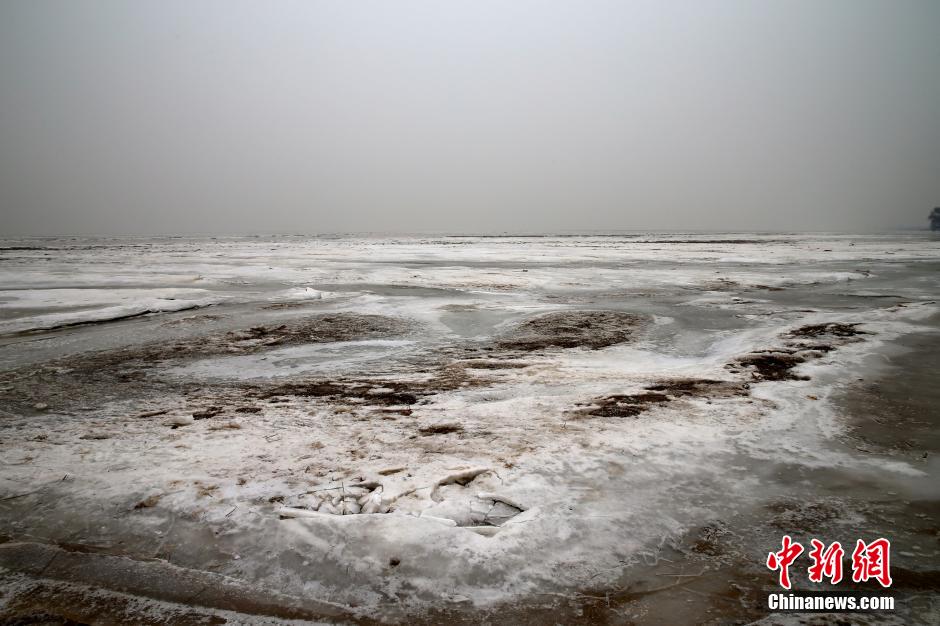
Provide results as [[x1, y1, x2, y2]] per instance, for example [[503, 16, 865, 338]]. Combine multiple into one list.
[[0, 233, 938, 623]]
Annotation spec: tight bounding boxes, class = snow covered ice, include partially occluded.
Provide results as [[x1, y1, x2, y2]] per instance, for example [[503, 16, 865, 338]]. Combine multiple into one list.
[[0, 233, 938, 622]]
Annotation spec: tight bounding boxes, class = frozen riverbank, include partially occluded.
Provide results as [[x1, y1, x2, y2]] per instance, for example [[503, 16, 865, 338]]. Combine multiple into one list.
[[0, 233, 938, 623]]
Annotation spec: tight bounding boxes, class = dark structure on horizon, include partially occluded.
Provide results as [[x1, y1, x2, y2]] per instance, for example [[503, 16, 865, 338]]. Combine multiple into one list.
[[931, 208, 940, 231]]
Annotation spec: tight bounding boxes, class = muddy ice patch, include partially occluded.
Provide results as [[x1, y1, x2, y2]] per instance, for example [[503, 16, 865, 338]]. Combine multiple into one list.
[[168, 339, 419, 381], [77, 348, 514, 442], [497, 310, 649, 351], [644, 378, 751, 399], [255, 380, 424, 407], [578, 378, 750, 419], [732, 351, 810, 382], [207, 313, 413, 355], [764, 497, 859, 534], [90, 313, 410, 368], [159, 313, 226, 327], [572, 321, 869, 420], [247, 352, 513, 407], [729, 322, 870, 382], [582, 392, 671, 418], [786, 322, 867, 340], [0, 313, 414, 413]]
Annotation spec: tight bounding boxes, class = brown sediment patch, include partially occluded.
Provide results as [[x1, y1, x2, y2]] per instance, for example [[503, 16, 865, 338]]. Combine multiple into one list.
[[731, 321, 872, 383], [0, 313, 413, 414], [765, 498, 847, 533], [133, 494, 162, 510], [734, 351, 808, 381], [418, 423, 464, 436], [257, 381, 422, 406], [787, 322, 867, 339], [585, 392, 670, 418], [460, 360, 531, 370], [219, 314, 408, 350], [689, 520, 735, 557], [44, 313, 407, 372], [644, 378, 749, 399], [580, 379, 749, 419], [191, 406, 224, 419], [890, 567, 940, 592], [794, 343, 835, 353], [258, 381, 344, 398], [498, 310, 648, 351], [245, 352, 505, 409]]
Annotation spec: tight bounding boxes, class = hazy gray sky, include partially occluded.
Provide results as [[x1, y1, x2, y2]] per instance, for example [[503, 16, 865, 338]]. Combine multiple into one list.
[[1, 1, 938, 235]]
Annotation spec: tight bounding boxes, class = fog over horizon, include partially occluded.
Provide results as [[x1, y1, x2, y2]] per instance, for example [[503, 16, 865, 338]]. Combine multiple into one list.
[[1, 0, 939, 236]]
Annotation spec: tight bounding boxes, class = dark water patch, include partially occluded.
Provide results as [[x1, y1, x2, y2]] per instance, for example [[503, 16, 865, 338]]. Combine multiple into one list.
[[891, 567, 940, 592], [835, 331, 940, 458], [0, 543, 353, 624], [220, 314, 409, 350]]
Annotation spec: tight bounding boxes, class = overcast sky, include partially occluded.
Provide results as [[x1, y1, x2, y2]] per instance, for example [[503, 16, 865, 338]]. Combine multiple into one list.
[[1, 1, 938, 235]]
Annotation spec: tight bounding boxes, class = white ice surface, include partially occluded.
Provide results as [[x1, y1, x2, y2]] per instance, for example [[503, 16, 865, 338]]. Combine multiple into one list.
[[0, 288, 222, 334], [1, 234, 938, 615]]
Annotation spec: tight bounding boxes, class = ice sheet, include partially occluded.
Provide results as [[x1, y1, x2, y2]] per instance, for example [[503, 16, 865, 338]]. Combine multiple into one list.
[[0, 232, 938, 618]]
